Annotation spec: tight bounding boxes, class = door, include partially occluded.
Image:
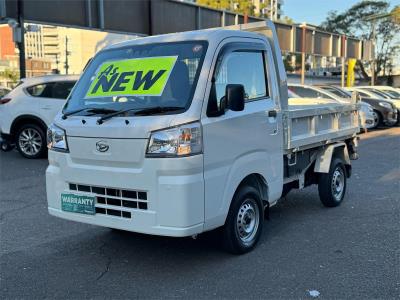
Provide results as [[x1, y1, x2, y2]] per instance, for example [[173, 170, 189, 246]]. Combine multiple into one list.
[[26, 81, 76, 125], [202, 41, 283, 229]]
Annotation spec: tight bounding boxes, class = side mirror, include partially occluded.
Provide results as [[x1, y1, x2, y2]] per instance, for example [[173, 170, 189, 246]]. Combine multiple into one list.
[[225, 84, 245, 112]]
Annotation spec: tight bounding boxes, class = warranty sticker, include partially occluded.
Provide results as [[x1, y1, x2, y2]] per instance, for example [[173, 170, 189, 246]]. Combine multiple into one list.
[[86, 56, 178, 98]]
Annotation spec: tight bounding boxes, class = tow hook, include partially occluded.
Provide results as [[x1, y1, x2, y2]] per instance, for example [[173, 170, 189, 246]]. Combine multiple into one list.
[[0, 139, 14, 152]]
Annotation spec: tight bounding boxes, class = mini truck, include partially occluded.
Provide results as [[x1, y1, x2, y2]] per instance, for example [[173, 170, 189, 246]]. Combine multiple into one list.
[[46, 21, 359, 254]]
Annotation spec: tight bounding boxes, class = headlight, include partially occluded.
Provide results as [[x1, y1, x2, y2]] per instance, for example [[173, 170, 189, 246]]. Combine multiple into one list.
[[378, 102, 392, 109], [47, 123, 68, 152], [146, 122, 202, 157]]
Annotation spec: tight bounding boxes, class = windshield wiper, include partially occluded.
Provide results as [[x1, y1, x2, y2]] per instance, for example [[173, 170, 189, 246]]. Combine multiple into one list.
[[96, 106, 185, 124], [62, 107, 118, 119]]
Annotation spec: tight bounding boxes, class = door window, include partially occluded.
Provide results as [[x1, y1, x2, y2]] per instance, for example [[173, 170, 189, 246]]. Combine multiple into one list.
[[26, 81, 76, 99], [214, 51, 267, 109]]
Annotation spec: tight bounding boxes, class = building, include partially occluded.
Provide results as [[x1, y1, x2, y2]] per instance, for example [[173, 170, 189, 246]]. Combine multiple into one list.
[[253, 0, 283, 20], [0, 25, 15, 59], [24, 24, 134, 75]]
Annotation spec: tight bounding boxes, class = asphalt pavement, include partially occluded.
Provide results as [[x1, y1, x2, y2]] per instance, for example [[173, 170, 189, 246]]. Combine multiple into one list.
[[1, 127, 399, 299]]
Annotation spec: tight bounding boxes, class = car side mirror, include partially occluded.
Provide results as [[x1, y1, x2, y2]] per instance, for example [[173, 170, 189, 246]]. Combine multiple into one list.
[[225, 84, 245, 112]]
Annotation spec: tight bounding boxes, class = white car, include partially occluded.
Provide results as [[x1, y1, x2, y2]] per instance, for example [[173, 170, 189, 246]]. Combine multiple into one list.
[[288, 84, 375, 130], [0, 75, 79, 158]]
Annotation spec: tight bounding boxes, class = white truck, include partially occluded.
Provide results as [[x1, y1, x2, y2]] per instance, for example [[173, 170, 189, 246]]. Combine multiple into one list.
[[46, 21, 359, 254]]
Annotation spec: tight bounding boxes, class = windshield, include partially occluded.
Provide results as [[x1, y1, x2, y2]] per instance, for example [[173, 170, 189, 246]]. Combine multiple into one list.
[[380, 89, 400, 99], [367, 89, 391, 99], [63, 41, 208, 116]]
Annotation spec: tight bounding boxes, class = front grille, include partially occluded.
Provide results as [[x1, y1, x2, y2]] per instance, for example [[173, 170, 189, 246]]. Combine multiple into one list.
[[69, 183, 148, 218]]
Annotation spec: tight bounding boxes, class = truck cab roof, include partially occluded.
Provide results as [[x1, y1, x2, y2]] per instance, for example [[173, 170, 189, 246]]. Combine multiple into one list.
[[104, 28, 265, 51]]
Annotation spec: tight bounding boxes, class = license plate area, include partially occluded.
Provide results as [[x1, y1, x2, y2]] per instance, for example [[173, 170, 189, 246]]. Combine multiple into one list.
[[61, 192, 95, 215]]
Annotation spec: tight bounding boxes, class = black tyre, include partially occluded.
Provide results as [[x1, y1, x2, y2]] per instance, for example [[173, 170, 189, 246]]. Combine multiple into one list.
[[371, 110, 381, 129], [222, 185, 264, 254], [318, 158, 347, 207], [15, 124, 47, 159]]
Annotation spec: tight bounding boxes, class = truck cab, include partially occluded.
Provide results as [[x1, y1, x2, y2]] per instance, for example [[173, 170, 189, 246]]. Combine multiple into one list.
[[47, 21, 358, 253]]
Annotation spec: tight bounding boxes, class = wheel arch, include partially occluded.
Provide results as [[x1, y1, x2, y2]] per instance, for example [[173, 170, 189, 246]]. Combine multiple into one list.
[[10, 115, 48, 138], [314, 143, 351, 177]]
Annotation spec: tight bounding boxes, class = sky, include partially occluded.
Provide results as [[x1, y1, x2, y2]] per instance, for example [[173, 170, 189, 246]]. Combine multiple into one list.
[[283, 0, 400, 25]]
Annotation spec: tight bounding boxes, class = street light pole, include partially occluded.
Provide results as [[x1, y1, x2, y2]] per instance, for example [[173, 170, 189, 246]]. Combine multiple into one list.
[[370, 20, 376, 86], [17, 0, 26, 79], [64, 36, 69, 75]]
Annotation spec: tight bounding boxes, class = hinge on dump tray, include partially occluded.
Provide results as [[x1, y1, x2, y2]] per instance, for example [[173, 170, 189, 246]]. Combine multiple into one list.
[[287, 153, 297, 166]]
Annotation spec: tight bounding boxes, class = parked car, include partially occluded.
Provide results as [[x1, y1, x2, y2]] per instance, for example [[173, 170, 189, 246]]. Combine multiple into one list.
[[345, 87, 398, 127], [288, 84, 374, 129], [0, 86, 11, 98], [355, 86, 400, 123], [318, 85, 397, 128], [0, 75, 79, 158]]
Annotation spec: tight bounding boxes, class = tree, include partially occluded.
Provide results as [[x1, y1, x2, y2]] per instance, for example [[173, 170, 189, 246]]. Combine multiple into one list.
[[320, 1, 400, 82], [197, 0, 256, 17], [0, 69, 19, 84]]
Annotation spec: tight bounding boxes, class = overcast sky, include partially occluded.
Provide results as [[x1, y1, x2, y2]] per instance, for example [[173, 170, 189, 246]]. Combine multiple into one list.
[[283, 0, 400, 25]]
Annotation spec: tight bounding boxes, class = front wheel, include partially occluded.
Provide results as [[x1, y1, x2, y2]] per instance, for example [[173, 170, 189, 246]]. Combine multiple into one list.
[[222, 185, 264, 254], [318, 158, 347, 207]]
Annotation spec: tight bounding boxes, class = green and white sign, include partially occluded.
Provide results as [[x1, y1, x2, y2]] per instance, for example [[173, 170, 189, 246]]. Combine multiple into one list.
[[85, 56, 178, 98], [61, 192, 96, 215]]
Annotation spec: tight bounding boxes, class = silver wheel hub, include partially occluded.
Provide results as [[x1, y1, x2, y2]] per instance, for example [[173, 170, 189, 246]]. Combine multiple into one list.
[[372, 111, 379, 127], [19, 128, 42, 156], [331, 168, 344, 201], [236, 199, 260, 244]]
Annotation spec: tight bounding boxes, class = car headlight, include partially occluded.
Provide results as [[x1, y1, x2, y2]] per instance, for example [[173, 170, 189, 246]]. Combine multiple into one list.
[[146, 122, 202, 157], [47, 123, 68, 152], [378, 102, 392, 109]]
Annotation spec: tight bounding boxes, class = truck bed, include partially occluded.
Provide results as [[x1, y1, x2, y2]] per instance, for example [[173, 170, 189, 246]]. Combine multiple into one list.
[[284, 102, 359, 152]]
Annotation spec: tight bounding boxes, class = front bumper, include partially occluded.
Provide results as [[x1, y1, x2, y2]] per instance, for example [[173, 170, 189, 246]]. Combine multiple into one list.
[[383, 110, 398, 125], [46, 151, 205, 237]]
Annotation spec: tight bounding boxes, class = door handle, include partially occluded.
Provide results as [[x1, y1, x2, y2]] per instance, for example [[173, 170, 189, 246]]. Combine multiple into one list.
[[268, 110, 277, 118]]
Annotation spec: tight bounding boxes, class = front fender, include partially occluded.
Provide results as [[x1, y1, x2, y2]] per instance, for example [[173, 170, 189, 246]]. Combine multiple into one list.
[[203, 151, 282, 231]]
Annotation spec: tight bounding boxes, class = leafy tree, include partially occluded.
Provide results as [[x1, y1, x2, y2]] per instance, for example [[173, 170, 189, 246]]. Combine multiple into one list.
[[197, 0, 257, 17], [197, 0, 231, 11], [320, 1, 400, 81], [0, 69, 19, 84], [281, 16, 294, 24]]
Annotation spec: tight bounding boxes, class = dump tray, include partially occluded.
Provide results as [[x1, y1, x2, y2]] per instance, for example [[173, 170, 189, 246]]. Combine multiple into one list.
[[284, 102, 359, 152]]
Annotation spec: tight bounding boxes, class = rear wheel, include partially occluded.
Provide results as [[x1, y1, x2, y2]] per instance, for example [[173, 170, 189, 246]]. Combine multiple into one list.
[[16, 124, 47, 159], [318, 158, 347, 207], [222, 185, 264, 254]]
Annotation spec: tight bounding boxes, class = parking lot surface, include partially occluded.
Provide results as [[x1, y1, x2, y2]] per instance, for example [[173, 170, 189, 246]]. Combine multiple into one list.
[[1, 127, 399, 299]]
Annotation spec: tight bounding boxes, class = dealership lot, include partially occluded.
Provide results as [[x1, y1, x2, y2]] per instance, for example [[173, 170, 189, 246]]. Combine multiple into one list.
[[1, 127, 399, 299]]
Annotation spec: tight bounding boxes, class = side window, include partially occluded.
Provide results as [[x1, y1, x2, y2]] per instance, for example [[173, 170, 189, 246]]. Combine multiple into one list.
[[52, 81, 76, 99], [26, 83, 49, 97], [214, 51, 267, 108], [26, 81, 76, 99]]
